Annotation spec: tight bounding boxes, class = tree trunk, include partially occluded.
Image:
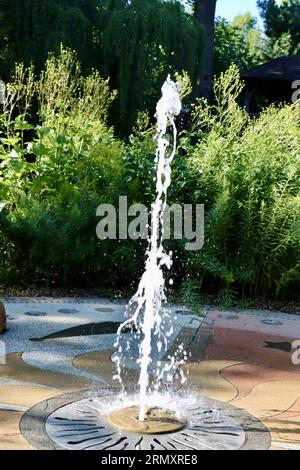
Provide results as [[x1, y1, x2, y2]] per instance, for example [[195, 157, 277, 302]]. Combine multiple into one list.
[[194, 0, 217, 100]]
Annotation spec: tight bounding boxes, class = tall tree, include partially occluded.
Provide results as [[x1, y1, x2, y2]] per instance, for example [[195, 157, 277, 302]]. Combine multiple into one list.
[[97, 0, 204, 134], [0, 0, 99, 80], [258, 0, 300, 54], [194, 0, 217, 99], [0, 0, 204, 135], [214, 13, 264, 76]]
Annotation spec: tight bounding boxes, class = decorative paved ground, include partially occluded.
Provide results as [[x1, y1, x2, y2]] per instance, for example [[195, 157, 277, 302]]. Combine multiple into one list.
[[0, 298, 299, 450]]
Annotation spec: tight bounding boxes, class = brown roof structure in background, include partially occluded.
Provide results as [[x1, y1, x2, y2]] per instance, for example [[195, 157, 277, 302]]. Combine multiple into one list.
[[241, 56, 300, 82]]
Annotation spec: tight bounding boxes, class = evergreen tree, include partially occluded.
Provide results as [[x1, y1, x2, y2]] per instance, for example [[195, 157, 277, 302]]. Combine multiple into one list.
[[258, 0, 300, 54], [214, 13, 264, 76]]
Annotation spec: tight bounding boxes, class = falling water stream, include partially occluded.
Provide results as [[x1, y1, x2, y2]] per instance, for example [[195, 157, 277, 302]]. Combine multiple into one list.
[[114, 76, 182, 422]]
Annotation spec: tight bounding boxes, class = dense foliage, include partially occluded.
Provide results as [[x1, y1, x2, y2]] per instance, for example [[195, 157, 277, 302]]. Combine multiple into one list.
[[0, 53, 299, 303], [0, 0, 100, 77], [97, 0, 204, 134], [258, 0, 300, 55], [213, 14, 263, 76], [213, 9, 300, 78], [0, 49, 127, 287], [185, 66, 300, 302], [0, 0, 204, 135]]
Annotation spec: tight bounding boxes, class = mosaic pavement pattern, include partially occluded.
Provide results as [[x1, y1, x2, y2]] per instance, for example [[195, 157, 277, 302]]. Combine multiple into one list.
[[0, 298, 299, 450]]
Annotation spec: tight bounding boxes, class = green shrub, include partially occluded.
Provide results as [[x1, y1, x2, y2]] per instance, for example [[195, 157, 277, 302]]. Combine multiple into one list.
[[0, 55, 299, 301], [0, 48, 130, 287], [184, 65, 300, 299]]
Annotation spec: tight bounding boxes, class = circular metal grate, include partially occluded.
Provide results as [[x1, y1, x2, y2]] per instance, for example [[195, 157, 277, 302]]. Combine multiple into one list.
[[57, 308, 80, 314], [20, 389, 271, 450], [262, 319, 283, 326]]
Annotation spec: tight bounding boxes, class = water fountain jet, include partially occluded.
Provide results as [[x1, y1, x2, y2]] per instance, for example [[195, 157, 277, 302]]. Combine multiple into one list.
[[114, 75, 184, 423], [19, 78, 271, 452]]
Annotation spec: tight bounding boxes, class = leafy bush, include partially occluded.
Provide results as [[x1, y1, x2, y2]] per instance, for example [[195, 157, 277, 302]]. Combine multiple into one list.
[[0, 54, 299, 301], [0, 48, 129, 287], [184, 65, 300, 300]]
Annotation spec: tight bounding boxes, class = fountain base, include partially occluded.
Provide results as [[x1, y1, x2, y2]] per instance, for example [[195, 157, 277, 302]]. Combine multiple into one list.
[[107, 406, 186, 434], [20, 388, 271, 450]]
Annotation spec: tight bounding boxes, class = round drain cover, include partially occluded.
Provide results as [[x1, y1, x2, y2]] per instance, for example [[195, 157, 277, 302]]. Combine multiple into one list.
[[262, 319, 282, 326], [20, 389, 271, 451], [24, 311, 47, 317], [218, 314, 239, 320], [57, 309, 79, 314], [95, 307, 114, 312]]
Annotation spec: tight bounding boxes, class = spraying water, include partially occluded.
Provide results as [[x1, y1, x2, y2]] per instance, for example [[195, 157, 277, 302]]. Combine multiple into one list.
[[114, 76, 182, 422]]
